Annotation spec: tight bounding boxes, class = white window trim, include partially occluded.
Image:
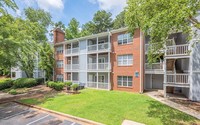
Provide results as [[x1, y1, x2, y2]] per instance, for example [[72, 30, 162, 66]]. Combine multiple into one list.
[[56, 46, 63, 54], [56, 74, 63, 82], [118, 33, 133, 45], [56, 60, 63, 68], [117, 76, 133, 87], [118, 55, 133, 66]]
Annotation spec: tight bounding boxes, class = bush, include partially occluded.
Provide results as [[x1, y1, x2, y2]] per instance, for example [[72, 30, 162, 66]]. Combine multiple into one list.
[[71, 84, 79, 91], [13, 78, 37, 88], [47, 81, 64, 91], [65, 81, 72, 87], [8, 89, 17, 95], [0, 79, 13, 90], [35, 78, 44, 85]]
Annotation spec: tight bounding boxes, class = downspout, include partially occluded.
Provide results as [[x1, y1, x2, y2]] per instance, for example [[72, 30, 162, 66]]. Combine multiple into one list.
[[140, 29, 144, 93]]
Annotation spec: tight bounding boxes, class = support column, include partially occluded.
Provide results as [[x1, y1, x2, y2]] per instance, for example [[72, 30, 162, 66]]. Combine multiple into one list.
[[71, 56, 72, 70], [63, 44, 66, 81], [97, 37, 99, 51], [97, 53, 98, 70], [150, 74, 153, 89], [164, 84, 167, 97], [71, 72, 73, 82]]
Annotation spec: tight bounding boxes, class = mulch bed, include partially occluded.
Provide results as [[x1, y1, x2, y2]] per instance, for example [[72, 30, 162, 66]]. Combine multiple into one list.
[[170, 98, 200, 113]]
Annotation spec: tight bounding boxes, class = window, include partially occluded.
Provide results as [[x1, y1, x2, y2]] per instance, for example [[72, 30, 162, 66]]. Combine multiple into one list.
[[56, 75, 63, 81], [56, 46, 63, 54], [56, 60, 63, 68], [118, 55, 133, 66], [117, 76, 133, 87], [118, 33, 133, 45]]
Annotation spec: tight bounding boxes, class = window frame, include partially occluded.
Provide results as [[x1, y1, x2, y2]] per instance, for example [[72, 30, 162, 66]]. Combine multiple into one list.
[[117, 33, 133, 45], [56, 74, 63, 82], [56, 60, 63, 68], [117, 76, 133, 87], [117, 54, 133, 66], [56, 46, 63, 54]]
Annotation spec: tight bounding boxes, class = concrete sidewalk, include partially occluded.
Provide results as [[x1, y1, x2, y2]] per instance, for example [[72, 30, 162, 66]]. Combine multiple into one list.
[[145, 91, 200, 120]]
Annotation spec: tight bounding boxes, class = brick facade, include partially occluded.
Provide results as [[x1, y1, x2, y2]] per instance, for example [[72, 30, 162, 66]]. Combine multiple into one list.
[[110, 29, 142, 92]]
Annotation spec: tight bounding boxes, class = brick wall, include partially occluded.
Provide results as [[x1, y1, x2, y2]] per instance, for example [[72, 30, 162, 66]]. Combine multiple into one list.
[[110, 29, 142, 92]]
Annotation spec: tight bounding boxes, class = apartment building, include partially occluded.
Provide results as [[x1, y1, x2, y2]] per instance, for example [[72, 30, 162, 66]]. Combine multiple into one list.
[[53, 27, 200, 101], [53, 28, 144, 92]]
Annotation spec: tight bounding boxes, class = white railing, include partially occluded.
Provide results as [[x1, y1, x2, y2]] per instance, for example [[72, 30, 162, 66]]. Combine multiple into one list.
[[145, 63, 163, 70], [65, 47, 79, 55], [98, 43, 109, 51], [88, 63, 110, 70], [87, 81, 109, 89], [88, 43, 110, 52], [65, 64, 79, 70], [166, 44, 189, 56], [88, 44, 97, 51], [166, 74, 189, 84], [87, 81, 97, 88]]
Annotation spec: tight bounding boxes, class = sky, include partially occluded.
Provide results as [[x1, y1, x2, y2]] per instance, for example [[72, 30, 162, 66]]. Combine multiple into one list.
[[14, 0, 127, 26]]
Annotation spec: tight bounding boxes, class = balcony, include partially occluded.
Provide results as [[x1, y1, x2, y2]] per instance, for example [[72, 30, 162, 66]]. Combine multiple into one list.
[[145, 63, 164, 74], [88, 42, 110, 53], [166, 74, 189, 86], [166, 44, 189, 57], [65, 64, 79, 71], [87, 63, 111, 71], [65, 47, 79, 56], [87, 81, 109, 89]]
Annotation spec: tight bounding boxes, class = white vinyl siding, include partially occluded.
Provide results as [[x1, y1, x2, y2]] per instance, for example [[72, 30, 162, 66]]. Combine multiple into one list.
[[56, 75, 63, 82], [117, 76, 133, 87], [56, 46, 63, 54], [118, 33, 133, 45], [56, 60, 63, 68], [118, 55, 133, 66]]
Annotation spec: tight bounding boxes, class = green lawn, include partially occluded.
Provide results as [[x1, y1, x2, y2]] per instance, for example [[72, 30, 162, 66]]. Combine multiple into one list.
[[20, 89, 199, 125]]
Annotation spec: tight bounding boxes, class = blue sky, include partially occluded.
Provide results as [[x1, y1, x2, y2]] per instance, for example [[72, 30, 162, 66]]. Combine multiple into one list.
[[14, 0, 127, 26]]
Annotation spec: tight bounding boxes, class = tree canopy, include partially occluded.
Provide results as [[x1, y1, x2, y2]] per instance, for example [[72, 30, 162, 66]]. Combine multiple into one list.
[[125, 0, 200, 63], [0, 0, 18, 15], [113, 11, 126, 29]]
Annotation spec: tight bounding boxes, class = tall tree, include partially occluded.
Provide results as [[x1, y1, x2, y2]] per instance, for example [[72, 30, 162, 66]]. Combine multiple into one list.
[[113, 11, 126, 29], [0, 0, 18, 15], [54, 21, 66, 31], [39, 41, 54, 80], [65, 18, 80, 40], [81, 21, 95, 36], [92, 10, 113, 33], [126, 0, 200, 63]]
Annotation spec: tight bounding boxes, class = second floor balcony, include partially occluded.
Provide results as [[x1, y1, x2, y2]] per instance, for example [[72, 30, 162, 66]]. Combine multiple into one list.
[[87, 63, 111, 71], [65, 47, 79, 56], [88, 42, 110, 52], [166, 74, 189, 86], [145, 63, 164, 74], [65, 64, 79, 71]]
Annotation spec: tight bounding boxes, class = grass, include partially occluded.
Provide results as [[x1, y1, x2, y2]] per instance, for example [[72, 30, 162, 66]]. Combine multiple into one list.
[[20, 89, 200, 125]]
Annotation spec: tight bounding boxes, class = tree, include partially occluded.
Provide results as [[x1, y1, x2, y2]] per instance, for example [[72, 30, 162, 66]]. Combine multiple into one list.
[[113, 11, 126, 29], [81, 21, 95, 36], [0, 0, 18, 15], [54, 21, 65, 31], [65, 18, 80, 40], [39, 41, 54, 80], [125, 0, 200, 63]]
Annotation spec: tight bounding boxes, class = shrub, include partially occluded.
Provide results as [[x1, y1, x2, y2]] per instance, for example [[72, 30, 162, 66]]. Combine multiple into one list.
[[65, 81, 72, 87], [0, 79, 13, 90], [13, 78, 37, 88], [35, 78, 44, 85], [47, 81, 64, 91], [71, 84, 79, 91], [8, 89, 17, 95]]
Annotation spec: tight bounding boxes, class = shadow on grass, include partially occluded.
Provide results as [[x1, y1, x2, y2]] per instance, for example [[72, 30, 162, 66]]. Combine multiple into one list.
[[147, 100, 198, 125]]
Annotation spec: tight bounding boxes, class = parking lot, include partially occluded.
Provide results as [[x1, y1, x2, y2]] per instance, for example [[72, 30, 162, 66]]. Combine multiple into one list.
[[0, 102, 82, 125]]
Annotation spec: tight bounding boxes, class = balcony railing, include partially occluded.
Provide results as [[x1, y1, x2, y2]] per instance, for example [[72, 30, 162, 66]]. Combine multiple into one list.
[[65, 64, 79, 70], [166, 74, 189, 84], [87, 63, 110, 70], [88, 42, 110, 52], [145, 63, 163, 70], [87, 81, 109, 89], [166, 44, 189, 56], [65, 47, 79, 55]]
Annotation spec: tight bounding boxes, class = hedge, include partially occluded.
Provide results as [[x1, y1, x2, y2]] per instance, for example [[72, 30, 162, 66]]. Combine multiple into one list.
[[13, 78, 37, 88], [35, 78, 44, 85], [0, 79, 13, 90], [47, 81, 65, 91]]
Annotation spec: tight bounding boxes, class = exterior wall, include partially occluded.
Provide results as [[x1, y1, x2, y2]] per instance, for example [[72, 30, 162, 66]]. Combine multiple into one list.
[[145, 74, 163, 90], [111, 29, 142, 92], [190, 42, 200, 101]]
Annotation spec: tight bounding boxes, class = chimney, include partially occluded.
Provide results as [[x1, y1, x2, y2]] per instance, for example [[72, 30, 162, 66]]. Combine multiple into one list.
[[53, 28, 65, 43]]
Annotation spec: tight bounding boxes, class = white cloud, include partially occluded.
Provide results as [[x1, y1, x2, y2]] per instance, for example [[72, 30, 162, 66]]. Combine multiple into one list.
[[88, 0, 127, 16], [36, 0, 64, 11]]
